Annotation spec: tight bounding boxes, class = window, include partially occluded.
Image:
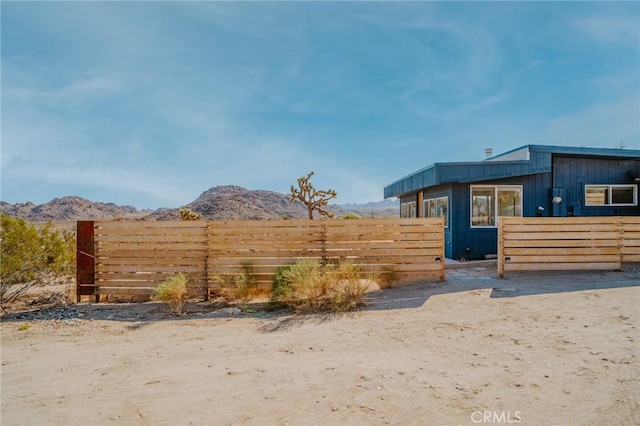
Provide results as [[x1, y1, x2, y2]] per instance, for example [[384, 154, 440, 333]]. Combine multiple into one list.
[[585, 185, 637, 206], [400, 201, 416, 218], [423, 196, 448, 227], [471, 185, 522, 227]]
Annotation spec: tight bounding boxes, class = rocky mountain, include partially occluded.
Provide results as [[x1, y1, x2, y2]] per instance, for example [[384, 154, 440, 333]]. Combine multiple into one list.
[[147, 186, 319, 220], [0, 196, 145, 222], [1, 186, 398, 222]]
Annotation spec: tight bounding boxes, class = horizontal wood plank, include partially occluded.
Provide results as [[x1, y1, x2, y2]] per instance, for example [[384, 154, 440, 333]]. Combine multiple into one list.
[[503, 262, 621, 272], [503, 247, 620, 256], [502, 224, 618, 233], [503, 239, 618, 248], [503, 231, 618, 240], [504, 254, 621, 263]]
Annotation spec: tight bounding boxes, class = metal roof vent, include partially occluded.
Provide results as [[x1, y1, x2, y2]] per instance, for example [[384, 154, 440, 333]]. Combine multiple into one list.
[[485, 148, 493, 158]]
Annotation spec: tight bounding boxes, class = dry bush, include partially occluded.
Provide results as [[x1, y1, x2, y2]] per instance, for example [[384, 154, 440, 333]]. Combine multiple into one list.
[[271, 258, 372, 314], [377, 265, 400, 289], [212, 263, 261, 308], [271, 259, 327, 313], [327, 261, 371, 312], [154, 273, 189, 314]]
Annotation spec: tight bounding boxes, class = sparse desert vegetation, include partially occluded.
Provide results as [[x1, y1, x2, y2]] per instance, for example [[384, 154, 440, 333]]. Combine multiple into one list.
[[0, 215, 75, 310], [271, 258, 371, 313], [153, 273, 190, 315]]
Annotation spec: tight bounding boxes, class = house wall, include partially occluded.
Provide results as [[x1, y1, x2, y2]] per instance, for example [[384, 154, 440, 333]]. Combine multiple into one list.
[[422, 185, 453, 258], [438, 174, 553, 260], [552, 155, 640, 216]]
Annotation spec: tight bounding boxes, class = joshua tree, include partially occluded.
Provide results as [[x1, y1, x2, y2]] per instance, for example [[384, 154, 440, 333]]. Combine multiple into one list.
[[290, 171, 337, 219]]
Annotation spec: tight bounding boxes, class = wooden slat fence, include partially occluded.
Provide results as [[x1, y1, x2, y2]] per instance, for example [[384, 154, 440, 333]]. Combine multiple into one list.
[[93, 221, 209, 297], [78, 218, 445, 300], [208, 218, 445, 289], [620, 216, 640, 263], [498, 216, 639, 277]]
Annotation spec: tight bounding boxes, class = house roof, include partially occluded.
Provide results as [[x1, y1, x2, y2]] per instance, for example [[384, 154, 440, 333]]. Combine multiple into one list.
[[384, 144, 640, 199]]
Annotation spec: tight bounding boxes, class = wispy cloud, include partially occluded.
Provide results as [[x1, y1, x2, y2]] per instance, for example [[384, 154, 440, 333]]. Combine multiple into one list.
[[547, 96, 640, 149], [573, 13, 639, 46], [2, 2, 638, 208]]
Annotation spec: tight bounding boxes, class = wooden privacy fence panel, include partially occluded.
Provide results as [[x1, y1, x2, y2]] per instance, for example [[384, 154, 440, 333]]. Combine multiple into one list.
[[207, 219, 326, 288], [93, 221, 208, 297], [207, 218, 445, 289], [321, 219, 444, 281], [620, 216, 640, 263], [78, 218, 445, 300], [498, 216, 638, 277]]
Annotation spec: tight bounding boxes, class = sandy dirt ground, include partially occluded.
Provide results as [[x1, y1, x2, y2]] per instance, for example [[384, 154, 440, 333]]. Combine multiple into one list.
[[1, 263, 639, 425]]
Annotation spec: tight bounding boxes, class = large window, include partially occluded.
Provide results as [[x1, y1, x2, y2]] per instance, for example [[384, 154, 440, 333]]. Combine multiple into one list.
[[471, 185, 522, 227], [423, 196, 448, 227], [400, 201, 416, 218], [585, 185, 637, 206]]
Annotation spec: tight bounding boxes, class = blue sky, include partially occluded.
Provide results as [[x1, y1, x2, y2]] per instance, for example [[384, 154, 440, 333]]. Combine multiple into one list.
[[2, 2, 638, 209]]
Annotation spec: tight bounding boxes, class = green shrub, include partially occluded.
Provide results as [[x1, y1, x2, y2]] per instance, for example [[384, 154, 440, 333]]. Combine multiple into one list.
[[0, 215, 75, 309], [341, 213, 361, 219], [271, 265, 292, 301], [154, 273, 189, 314], [271, 258, 372, 313]]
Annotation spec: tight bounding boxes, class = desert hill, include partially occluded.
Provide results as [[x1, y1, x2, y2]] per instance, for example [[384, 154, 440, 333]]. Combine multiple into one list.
[[0, 196, 144, 222], [147, 186, 321, 220], [1, 186, 398, 222]]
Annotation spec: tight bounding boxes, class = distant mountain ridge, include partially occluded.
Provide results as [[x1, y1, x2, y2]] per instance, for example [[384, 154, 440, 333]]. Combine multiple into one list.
[[1, 186, 398, 222], [0, 196, 144, 222], [338, 199, 399, 211], [147, 186, 317, 220]]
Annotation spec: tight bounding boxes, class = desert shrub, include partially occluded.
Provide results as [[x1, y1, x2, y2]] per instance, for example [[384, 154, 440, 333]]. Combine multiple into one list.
[[377, 265, 400, 289], [0, 215, 75, 309], [271, 258, 371, 313], [341, 213, 361, 219], [327, 261, 371, 312], [212, 263, 261, 308], [271, 265, 291, 301], [154, 273, 189, 314], [271, 258, 326, 312]]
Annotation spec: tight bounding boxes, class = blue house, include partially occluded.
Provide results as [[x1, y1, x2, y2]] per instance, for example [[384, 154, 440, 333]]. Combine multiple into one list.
[[384, 145, 640, 260]]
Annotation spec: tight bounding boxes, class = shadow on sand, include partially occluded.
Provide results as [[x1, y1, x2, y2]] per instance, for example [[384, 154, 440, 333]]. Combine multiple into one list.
[[364, 263, 640, 310], [2, 263, 638, 327]]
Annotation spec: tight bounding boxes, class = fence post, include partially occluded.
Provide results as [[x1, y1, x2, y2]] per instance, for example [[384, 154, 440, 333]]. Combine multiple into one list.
[[76, 221, 96, 302], [205, 221, 212, 301], [439, 217, 446, 281], [497, 217, 505, 278]]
